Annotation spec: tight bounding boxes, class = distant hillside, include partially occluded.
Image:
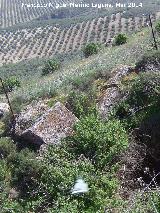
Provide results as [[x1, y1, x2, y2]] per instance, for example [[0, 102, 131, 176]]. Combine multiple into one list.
[[1, 12, 160, 65], [0, 0, 73, 28], [1, 0, 160, 29]]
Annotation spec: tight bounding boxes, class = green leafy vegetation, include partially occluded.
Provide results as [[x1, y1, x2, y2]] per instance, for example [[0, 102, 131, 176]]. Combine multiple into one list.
[[66, 91, 97, 118], [0, 118, 126, 212], [114, 33, 128, 46], [42, 59, 60, 76], [38, 144, 121, 212], [65, 114, 128, 169], [115, 72, 160, 130], [0, 77, 21, 94], [83, 43, 100, 58], [0, 137, 16, 159]]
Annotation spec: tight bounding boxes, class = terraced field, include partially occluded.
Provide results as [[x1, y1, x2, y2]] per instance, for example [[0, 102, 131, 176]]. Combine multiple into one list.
[[0, 12, 160, 65], [0, 0, 73, 28]]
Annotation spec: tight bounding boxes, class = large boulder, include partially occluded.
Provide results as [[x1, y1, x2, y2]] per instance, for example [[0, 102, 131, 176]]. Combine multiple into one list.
[[15, 99, 49, 135], [97, 65, 133, 118], [20, 102, 78, 148]]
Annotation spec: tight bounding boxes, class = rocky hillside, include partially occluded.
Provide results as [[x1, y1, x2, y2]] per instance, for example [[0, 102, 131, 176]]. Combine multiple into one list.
[[0, 47, 160, 211]]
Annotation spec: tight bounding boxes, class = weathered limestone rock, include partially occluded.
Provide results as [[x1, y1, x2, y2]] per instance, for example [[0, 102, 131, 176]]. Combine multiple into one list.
[[97, 87, 122, 118], [20, 102, 78, 147], [15, 100, 49, 135], [97, 65, 133, 118], [107, 65, 133, 85]]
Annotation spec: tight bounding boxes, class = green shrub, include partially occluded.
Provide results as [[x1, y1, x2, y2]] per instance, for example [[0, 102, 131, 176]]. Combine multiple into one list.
[[7, 148, 42, 196], [0, 137, 16, 159], [42, 59, 60, 75], [114, 33, 127, 46], [66, 91, 97, 118], [0, 77, 21, 93], [0, 199, 25, 213], [37, 145, 121, 212], [65, 114, 128, 169], [83, 43, 100, 58], [115, 72, 160, 129], [0, 118, 127, 211], [124, 72, 160, 108], [0, 159, 11, 183], [0, 146, 43, 212], [135, 50, 160, 71], [0, 160, 23, 213]]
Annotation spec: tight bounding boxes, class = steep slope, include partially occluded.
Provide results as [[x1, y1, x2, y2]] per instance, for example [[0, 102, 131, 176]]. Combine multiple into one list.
[[0, 14, 160, 212], [0, 25, 155, 106]]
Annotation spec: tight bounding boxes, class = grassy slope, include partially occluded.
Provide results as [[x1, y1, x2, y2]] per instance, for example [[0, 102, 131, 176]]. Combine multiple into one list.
[[0, 27, 154, 107]]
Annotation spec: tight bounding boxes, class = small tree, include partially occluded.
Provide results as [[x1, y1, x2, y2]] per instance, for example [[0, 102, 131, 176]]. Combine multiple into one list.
[[42, 59, 60, 76], [114, 33, 127, 46], [0, 77, 21, 93], [83, 43, 100, 58]]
